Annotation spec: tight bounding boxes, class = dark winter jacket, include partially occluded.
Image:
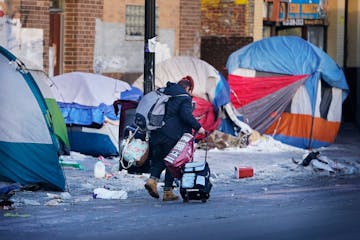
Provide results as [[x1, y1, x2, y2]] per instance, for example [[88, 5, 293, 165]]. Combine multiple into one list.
[[150, 81, 201, 145]]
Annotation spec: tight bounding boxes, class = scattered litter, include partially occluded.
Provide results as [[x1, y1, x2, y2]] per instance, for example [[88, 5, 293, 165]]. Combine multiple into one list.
[[45, 199, 63, 206], [59, 159, 84, 170], [293, 152, 358, 175], [234, 166, 254, 179], [1, 205, 14, 210], [311, 155, 358, 175], [311, 159, 335, 173], [61, 192, 72, 200], [105, 173, 114, 179], [93, 188, 127, 200], [22, 199, 41, 206], [47, 193, 61, 199], [4, 213, 31, 218], [94, 161, 106, 179], [46, 192, 72, 200]]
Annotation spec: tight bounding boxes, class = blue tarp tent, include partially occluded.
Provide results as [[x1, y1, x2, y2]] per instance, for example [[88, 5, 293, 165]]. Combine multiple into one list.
[[226, 36, 349, 149], [50, 72, 132, 157]]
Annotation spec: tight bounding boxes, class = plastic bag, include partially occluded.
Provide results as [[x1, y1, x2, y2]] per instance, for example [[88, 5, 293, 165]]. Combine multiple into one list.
[[164, 133, 194, 178], [120, 133, 149, 169]]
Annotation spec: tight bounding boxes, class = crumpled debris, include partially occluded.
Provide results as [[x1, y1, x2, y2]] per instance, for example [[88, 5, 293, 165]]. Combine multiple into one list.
[[47, 192, 71, 200], [47, 193, 61, 199], [93, 188, 127, 200], [61, 192, 72, 200], [197, 130, 250, 150], [311, 155, 357, 175], [22, 199, 41, 206], [45, 198, 63, 206], [293, 152, 358, 175]]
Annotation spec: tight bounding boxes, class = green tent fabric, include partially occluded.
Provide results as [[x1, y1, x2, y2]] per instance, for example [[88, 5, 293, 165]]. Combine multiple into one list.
[[28, 68, 70, 155], [45, 98, 70, 153]]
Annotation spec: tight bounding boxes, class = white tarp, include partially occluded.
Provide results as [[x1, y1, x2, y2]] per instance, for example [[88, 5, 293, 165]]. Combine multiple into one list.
[[50, 71, 131, 106], [132, 56, 220, 103]]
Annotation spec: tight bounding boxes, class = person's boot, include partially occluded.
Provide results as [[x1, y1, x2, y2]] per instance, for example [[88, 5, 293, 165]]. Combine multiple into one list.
[[163, 189, 179, 201], [144, 178, 159, 199]]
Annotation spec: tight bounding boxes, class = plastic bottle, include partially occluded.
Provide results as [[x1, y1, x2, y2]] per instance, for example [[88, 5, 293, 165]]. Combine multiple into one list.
[[94, 161, 106, 178]]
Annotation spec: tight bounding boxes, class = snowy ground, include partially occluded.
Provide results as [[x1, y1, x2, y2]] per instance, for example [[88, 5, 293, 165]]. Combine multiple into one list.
[[6, 123, 360, 208]]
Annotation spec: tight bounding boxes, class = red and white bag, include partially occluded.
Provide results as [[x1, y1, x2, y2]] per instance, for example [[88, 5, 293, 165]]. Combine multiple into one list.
[[164, 133, 195, 179]]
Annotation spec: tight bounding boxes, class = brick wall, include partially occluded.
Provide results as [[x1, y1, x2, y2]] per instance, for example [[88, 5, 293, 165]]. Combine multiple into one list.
[[63, 0, 103, 73], [179, 0, 201, 57], [20, 0, 50, 70], [201, 1, 248, 37], [200, 1, 254, 76], [201, 36, 253, 78]]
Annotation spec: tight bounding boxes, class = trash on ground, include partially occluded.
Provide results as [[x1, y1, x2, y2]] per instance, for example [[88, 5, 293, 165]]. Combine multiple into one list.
[[22, 199, 41, 206], [45, 199, 63, 206], [59, 159, 84, 170], [292, 151, 358, 175], [234, 166, 254, 178], [94, 161, 106, 178], [4, 213, 31, 218], [93, 188, 127, 199]]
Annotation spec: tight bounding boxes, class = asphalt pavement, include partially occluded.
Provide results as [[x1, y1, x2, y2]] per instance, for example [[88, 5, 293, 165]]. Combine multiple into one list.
[[1, 123, 360, 240]]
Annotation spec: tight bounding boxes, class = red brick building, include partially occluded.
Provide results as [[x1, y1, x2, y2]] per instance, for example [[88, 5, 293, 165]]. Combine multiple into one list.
[[200, 0, 255, 77], [0, 0, 258, 81], [0, 0, 204, 83]]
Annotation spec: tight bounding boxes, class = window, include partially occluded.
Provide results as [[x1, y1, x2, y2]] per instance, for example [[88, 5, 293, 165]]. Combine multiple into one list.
[[50, 0, 63, 13], [50, 0, 63, 9], [125, 5, 158, 39]]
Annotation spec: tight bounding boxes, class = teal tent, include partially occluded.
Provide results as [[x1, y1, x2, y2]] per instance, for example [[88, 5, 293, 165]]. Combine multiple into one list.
[[0, 45, 66, 191]]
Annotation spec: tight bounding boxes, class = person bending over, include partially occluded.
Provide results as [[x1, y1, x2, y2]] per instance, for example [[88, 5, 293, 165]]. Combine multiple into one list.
[[144, 76, 206, 201]]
